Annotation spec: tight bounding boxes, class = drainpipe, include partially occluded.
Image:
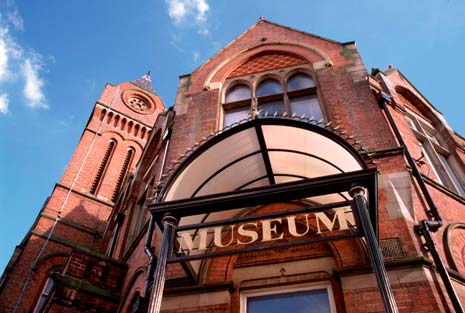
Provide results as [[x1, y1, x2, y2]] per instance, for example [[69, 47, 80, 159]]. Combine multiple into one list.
[[143, 127, 172, 299], [377, 91, 464, 313]]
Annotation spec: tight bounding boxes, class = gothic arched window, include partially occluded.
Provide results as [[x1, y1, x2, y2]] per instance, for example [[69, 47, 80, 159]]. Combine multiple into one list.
[[223, 84, 252, 128], [287, 73, 322, 121], [222, 71, 324, 128]]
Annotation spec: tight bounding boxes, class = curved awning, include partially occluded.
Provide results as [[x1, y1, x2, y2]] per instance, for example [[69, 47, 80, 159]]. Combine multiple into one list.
[[161, 118, 367, 204], [151, 118, 374, 277]]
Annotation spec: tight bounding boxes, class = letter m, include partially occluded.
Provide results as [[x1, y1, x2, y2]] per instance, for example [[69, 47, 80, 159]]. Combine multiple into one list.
[[315, 208, 354, 234]]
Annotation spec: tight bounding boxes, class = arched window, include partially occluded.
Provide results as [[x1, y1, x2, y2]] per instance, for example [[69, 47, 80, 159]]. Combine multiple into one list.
[[287, 73, 316, 91], [287, 73, 322, 121], [225, 84, 251, 103], [223, 84, 251, 128], [256, 79, 282, 97], [91, 140, 116, 195], [99, 108, 107, 121], [130, 292, 142, 313], [222, 70, 325, 129], [112, 148, 135, 202], [405, 112, 465, 197], [256, 78, 285, 115]]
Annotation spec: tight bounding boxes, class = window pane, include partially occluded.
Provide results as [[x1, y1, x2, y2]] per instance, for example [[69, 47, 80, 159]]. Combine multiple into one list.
[[33, 278, 55, 313], [405, 116, 417, 131], [287, 73, 315, 91], [420, 144, 443, 184], [424, 129, 440, 145], [290, 95, 323, 121], [256, 79, 282, 97], [437, 153, 465, 196], [225, 85, 251, 103], [224, 106, 250, 127], [247, 289, 331, 313], [258, 100, 285, 116]]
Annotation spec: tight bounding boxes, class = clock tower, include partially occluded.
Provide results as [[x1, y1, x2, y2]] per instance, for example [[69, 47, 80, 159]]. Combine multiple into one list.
[[0, 73, 165, 312]]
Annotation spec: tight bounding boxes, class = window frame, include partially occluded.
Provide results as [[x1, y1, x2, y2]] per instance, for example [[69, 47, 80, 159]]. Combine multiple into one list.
[[221, 68, 323, 129], [240, 282, 337, 313], [405, 112, 465, 197], [33, 276, 55, 313]]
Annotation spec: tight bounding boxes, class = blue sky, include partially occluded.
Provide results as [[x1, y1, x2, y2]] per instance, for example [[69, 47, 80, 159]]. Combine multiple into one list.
[[1, 0, 464, 273]]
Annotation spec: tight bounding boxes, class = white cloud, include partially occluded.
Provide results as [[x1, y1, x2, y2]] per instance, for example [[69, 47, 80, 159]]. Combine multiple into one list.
[[0, 3, 49, 115], [166, 0, 210, 34], [0, 29, 8, 79], [194, 0, 209, 23], [0, 93, 8, 114], [193, 50, 200, 62], [21, 55, 48, 109], [6, 9, 24, 31], [168, 0, 186, 24]]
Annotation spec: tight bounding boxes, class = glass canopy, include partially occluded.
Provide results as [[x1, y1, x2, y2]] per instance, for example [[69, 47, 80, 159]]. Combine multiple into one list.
[[157, 118, 369, 276], [163, 118, 365, 203]]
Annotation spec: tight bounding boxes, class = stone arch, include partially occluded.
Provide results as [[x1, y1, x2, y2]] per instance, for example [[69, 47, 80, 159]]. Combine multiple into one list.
[[106, 111, 114, 124], [203, 42, 332, 91], [32, 252, 68, 272], [395, 85, 455, 149], [30, 253, 68, 311], [114, 114, 120, 128], [443, 223, 465, 273], [395, 85, 433, 117], [118, 267, 147, 312], [283, 68, 317, 90], [99, 108, 107, 121], [253, 72, 285, 97], [222, 79, 253, 104]]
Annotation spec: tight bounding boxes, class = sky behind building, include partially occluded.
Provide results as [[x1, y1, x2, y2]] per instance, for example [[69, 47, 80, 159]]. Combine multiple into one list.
[[1, 0, 464, 273]]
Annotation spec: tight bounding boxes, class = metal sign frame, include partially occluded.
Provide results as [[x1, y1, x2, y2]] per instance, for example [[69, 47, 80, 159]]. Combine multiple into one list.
[[169, 200, 357, 262], [146, 168, 398, 313]]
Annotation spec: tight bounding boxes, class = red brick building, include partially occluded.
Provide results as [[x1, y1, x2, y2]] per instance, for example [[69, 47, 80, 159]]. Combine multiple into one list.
[[2, 19, 465, 313]]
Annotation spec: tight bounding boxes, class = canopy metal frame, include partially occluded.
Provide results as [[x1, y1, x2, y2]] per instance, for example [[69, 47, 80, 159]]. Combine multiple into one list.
[[145, 119, 398, 313]]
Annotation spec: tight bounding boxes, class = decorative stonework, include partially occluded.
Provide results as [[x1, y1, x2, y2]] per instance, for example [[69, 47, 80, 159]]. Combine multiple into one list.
[[229, 52, 307, 78], [122, 89, 155, 114]]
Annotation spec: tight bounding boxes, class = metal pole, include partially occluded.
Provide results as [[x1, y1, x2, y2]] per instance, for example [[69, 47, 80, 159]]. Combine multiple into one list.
[[416, 221, 464, 313], [350, 186, 399, 313], [147, 215, 177, 313]]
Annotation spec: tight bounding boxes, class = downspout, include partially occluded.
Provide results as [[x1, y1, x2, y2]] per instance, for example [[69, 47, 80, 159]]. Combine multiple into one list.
[[143, 126, 172, 299], [377, 91, 464, 313]]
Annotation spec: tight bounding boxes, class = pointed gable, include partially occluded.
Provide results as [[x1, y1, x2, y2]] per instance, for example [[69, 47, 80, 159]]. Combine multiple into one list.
[[184, 19, 354, 95]]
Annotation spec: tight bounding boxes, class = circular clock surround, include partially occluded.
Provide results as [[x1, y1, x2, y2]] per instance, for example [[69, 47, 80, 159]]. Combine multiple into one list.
[[122, 89, 155, 114]]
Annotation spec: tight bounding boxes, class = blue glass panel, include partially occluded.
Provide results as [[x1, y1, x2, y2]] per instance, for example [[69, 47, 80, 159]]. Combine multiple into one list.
[[258, 100, 285, 116], [247, 289, 331, 313], [287, 74, 315, 91], [224, 106, 250, 127], [256, 79, 282, 97], [225, 85, 251, 103], [290, 95, 323, 121]]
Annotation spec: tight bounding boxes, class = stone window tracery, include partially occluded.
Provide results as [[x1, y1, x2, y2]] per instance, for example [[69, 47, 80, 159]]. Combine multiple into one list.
[[222, 70, 323, 128]]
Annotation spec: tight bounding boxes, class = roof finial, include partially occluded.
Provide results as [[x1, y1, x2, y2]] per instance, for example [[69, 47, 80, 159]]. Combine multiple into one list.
[[259, 16, 265, 21], [132, 70, 154, 92]]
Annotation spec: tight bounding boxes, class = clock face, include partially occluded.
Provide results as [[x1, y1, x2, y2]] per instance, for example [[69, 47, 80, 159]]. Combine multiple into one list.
[[122, 89, 155, 114]]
